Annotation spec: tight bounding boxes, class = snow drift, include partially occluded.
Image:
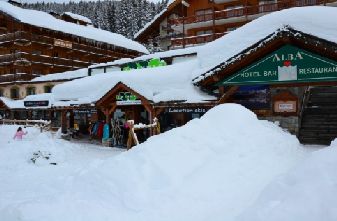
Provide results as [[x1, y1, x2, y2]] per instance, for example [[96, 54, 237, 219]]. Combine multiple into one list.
[[237, 140, 337, 221], [0, 104, 306, 221]]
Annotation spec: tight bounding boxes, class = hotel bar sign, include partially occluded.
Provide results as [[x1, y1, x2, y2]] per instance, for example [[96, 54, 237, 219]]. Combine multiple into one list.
[[217, 44, 337, 85]]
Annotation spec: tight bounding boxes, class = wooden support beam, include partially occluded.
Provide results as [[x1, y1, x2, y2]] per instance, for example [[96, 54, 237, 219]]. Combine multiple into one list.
[[217, 86, 239, 104], [61, 110, 67, 134]]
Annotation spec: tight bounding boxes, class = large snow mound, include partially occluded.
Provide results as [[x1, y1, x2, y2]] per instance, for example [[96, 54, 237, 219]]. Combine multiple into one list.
[[0, 104, 307, 221], [237, 140, 337, 221]]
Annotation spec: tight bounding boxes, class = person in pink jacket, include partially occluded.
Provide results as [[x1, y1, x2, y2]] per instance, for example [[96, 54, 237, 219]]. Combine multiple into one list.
[[13, 127, 28, 140]]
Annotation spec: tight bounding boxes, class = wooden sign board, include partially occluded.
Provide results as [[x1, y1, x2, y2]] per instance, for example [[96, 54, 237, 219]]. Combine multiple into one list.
[[54, 39, 72, 49], [274, 101, 297, 113]]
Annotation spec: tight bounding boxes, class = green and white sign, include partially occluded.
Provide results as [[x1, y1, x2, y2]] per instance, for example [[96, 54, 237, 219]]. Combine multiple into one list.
[[217, 44, 337, 86], [122, 58, 167, 71], [116, 92, 141, 105]]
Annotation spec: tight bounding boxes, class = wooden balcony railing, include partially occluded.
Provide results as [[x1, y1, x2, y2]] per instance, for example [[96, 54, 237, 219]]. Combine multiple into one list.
[[0, 73, 34, 82], [168, 0, 331, 25], [0, 52, 90, 68], [0, 31, 135, 58], [171, 32, 226, 48]]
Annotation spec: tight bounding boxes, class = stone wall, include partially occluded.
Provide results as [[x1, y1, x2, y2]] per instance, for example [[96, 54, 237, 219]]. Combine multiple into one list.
[[260, 116, 299, 135]]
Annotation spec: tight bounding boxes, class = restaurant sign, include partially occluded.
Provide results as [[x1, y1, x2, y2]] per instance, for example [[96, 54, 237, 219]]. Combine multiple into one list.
[[217, 44, 337, 85], [116, 91, 141, 105]]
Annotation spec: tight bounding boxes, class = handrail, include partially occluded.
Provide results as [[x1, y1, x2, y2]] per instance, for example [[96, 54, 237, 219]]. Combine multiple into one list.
[[171, 32, 226, 48], [298, 86, 311, 132], [168, 0, 330, 25]]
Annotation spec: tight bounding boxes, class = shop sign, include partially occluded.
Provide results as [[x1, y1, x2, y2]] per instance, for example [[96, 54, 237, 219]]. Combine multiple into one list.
[[73, 109, 97, 114], [116, 92, 141, 105], [122, 58, 167, 71], [54, 39, 72, 49], [166, 107, 208, 113], [217, 44, 337, 85], [24, 100, 49, 107], [274, 101, 297, 113], [232, 85, 270, 110]]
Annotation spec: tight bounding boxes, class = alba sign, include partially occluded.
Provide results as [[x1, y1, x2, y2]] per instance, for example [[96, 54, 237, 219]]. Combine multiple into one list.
[[217, 44, 337, 85]]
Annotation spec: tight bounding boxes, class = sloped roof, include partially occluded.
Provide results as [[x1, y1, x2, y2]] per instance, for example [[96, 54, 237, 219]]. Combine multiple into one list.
[[134, 0, 179, 40], [52, 58, 216, 107], [191, 6, 337, 84], [63, 12, 92, 24], [0, 97, 24, 109], [0, 1, 148, 54], [31, 68, 88, 82]]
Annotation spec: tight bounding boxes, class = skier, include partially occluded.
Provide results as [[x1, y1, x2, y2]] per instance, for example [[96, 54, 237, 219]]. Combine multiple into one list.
[[13, 127, 28, 140]]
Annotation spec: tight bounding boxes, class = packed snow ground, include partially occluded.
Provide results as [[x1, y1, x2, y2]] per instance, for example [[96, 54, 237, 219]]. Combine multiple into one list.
[[0, 104, 336, 221]]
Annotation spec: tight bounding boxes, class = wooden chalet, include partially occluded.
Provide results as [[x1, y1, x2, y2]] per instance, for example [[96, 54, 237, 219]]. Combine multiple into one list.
[[0, 2, 147, 85], [194, 27, 337, 145], [135, 0, 337, 50], [60, 12, 94, 27]]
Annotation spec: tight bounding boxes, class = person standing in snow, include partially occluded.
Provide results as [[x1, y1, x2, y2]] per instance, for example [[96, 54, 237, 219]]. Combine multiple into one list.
[[13, 127, 28, 140]]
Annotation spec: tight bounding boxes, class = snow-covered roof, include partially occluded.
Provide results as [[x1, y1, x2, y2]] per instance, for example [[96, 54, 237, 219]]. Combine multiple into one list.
[[31, 68, 88, 82], [0, 1, 148, 54], [0, 97, 24, 109], [134, 0, 177, 39], [52, 58, 216, 106], [90, 46, 199, 69], [41, 6, 337, 108], [63, 12, 92, 24], [192, 6, 337, 84]]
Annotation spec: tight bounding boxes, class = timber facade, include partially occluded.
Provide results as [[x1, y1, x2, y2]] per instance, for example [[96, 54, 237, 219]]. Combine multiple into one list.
[[0, 6, 144, 88], [135, 0, 337, 50], [195, 28, 337, 145]]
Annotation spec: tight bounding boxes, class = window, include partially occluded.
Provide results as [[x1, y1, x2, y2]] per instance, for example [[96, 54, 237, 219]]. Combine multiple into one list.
[[26, 87, 36, 96], [196, 30, 213, 36], [195, 8, 213, 22], [227, 27, 237, 32], [44, 85, 53, 93], [31, 50, 41, 55], [196, 30, 213, 44], [32, 69, 42, 75], [225, 5, 244, 18], [10, 87, 19, 99], [259, 0, 278, 13]]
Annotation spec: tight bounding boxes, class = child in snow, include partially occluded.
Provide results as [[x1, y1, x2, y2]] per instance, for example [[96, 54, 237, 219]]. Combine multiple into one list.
[[13, 127, 28, 140]]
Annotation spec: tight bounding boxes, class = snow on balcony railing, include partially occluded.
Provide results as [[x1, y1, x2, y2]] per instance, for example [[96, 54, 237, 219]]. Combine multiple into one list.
[[171, 32, 227, 48], [168, 0, 330, 26]]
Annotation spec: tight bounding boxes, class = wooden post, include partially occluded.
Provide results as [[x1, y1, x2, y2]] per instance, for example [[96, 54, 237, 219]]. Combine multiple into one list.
[[61, 110, 67, 134], [182, 2, 186, 48], [212, 0, 216, 41]]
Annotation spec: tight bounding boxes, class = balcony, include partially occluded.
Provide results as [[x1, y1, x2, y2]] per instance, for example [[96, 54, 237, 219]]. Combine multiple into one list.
[[168, 0, 331, 26], [0, 52, 90, 68], [0, 31, 131, 58], [0, 73, 34, 83], [171, 32, 226, 48]]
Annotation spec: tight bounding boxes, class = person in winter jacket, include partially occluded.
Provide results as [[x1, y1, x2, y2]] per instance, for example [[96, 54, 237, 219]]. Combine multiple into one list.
[[13, 127, 28, 140]]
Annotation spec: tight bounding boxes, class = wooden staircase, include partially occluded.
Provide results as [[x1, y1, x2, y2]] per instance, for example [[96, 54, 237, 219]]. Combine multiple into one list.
[[299, 86, 337, 145]]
